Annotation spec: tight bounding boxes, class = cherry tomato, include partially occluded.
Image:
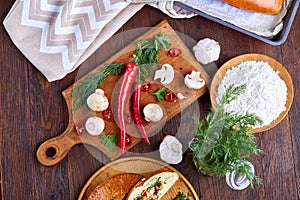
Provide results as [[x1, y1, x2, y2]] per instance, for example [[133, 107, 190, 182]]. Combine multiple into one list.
[[168, 48, 182, 57], [164, 91, 177, 102], [125, 134, 132, 146], [141, 82, 152, 92], [102, 108, 113, 122], [75, 125, 85, 136]]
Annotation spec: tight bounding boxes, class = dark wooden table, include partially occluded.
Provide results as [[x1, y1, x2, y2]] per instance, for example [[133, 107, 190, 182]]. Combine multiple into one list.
[[1, 2, 300, 200]]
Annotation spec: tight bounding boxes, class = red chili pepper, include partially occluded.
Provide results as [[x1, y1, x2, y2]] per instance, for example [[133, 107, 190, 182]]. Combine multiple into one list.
[[102, 108, 113, 122], [168, 48, 182, 57], [118, 62, 138, 153], [125, 134, 132, 146], [133, 84, 150, 144], [141, 82, 152, 92], [164, 91, 177, 102], [75, 125, 85, 136]]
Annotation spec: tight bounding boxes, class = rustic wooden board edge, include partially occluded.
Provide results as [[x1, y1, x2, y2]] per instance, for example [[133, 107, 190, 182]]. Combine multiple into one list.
[[36, 20, 210, 166]]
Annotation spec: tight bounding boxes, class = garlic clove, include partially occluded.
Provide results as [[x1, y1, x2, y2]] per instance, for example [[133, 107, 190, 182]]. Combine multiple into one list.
[[86, 89, 109, 112], [225, 161, 255, 190], [85, 117, 105, 136], [159, 135, 183, 164], [184, 70, 205, 89], [193, 38, 221, 65], [143, 103, 163, 122]]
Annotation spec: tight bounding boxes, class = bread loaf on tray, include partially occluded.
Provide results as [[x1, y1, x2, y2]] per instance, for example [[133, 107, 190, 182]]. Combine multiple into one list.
[[87, 173, 143, 200], [126, 171, 179, 200], [221, 0, 284, 14]]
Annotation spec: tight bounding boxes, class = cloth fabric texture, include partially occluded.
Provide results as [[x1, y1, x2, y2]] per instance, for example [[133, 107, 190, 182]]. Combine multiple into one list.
[[3, 0, 192, 82]]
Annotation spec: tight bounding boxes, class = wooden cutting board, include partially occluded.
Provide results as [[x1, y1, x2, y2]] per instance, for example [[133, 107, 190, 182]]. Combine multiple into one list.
[[78, 157, 199, 200], [36, 20, 210, 166]]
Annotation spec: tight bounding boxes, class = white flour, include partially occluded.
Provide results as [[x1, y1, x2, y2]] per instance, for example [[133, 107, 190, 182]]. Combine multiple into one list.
[[217, 61, 287, 128]]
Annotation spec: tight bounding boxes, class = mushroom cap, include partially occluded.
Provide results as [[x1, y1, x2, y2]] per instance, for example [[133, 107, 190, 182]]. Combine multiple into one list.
[[159, 135, 183, 164], [86, 89, 109, 112], [143, 103, 164, 122], [85, 117, 105, 136], [193, 38, 221, 64]]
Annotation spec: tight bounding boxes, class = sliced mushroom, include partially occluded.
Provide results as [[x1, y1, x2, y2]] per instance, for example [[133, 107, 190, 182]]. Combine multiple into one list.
[[153, 64, 175, 85], [184, 70, 205, 89], [85, 117, 105, 136], [86, 89, 109, 112], [159, 135, 183, 164], [143, 103, 163, 122]]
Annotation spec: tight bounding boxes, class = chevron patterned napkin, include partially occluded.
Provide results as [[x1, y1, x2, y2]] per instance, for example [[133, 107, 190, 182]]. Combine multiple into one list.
[[3, 0, 192, 82]]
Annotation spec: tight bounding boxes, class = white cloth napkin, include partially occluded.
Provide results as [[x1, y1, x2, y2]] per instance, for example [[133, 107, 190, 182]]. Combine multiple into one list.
[[3, 0, 193, 82]]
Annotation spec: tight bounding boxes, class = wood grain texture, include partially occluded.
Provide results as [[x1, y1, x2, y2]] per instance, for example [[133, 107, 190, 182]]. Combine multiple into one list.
[[1, 2, 299, 200]]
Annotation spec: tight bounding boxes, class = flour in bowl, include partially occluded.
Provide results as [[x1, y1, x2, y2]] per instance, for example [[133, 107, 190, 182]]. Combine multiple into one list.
[[217, 61, 287, 128]]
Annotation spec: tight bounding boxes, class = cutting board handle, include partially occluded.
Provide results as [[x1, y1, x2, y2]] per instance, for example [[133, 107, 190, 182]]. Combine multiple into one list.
[[36, 123, 81, 166]]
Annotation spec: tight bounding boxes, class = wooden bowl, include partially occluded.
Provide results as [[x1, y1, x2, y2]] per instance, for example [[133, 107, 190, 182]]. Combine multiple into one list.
[[78, 157, 199, 200], [210, 54, 294, 133]]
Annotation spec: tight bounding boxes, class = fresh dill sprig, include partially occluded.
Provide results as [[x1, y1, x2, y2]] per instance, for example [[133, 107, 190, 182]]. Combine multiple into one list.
[[134, 33, 171, 81], [72, 63, 124, 111], [190, 84, 264, 188]]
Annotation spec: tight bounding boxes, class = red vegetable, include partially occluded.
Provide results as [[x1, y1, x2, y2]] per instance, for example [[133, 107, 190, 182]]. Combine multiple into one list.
[[102, 108, 113, 122], [125, 134, 132, 146], [168, 48, 182, 57], [118, 62, 138, 153], [141, 82, 152, 92], [133, 84, 150, 144], [164, 91, 177, 102], [75, 125, 85, 136]]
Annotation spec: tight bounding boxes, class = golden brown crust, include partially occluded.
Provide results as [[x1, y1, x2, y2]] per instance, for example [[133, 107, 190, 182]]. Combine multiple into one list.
[[87, 173, 143, 200], [221, 0, 284, 14]]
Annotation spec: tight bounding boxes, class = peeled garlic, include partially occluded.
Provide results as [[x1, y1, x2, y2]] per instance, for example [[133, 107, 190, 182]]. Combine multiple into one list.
[[143, 103, 163, 122], [85, 117, 105, 136], [193, 38, 221, 64], [86, 89, 109, 112], [159, 135, 183, 164], [184, 71, 205, 89]]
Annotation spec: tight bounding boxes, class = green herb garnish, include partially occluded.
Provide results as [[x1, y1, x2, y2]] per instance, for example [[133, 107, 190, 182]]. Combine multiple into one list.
[[134, 33, 171, 81], [71, 33, 172, 110], [190, 84, 264, 188], [72, 63, 124, 111], [173, 192, 192, 200], [150, 87, 168, 101], [100, 133, 118, 152]]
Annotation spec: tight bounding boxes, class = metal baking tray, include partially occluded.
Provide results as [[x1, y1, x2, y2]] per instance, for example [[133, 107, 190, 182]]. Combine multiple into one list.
[[175, 0, 299, 45]]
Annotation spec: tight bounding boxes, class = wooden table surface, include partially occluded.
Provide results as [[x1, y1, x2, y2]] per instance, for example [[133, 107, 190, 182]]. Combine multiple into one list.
[[1, 2, 300, 200]]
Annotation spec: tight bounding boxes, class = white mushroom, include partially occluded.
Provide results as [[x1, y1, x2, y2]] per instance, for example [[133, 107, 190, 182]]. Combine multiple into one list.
[[184, 70, 205, 89], [154, 64, 175, 85], [159, 135, 183, 164], [85, 117, 105, 136], [86, 89, 109, 112], [193, 38, 221, 64], [143, 103, 163, 122]]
